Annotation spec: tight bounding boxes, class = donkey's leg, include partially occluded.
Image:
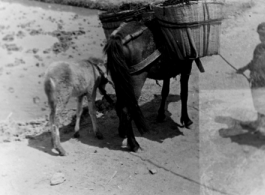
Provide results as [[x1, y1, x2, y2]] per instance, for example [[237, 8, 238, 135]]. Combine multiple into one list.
[[180, 60, 193, 128], [51, 125, 67, 156], [51, 88, 72, 155], [87, 92, 104, 139], [73, 95, 84, 138], [48, 98, 56, 145], [122, 107, 140, 152], [127, 120, 140, 152], [115, 100, 127, 138], [123, 73, 148, 151], [131, 73, 149, 133], [116, 73, 148, 138], [157, 78, 170, 122], [48, 97, 67, 156]]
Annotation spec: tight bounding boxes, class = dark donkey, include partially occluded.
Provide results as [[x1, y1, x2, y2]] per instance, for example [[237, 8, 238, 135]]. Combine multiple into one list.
[[104, 20, 196, 152]]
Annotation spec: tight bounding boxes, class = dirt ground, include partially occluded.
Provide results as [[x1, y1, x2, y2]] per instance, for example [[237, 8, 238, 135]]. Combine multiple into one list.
[[1, 0, 265, 194]]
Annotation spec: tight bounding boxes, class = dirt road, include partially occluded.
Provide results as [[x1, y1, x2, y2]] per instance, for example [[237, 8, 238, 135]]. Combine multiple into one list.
[[1, 0, 265, 194]]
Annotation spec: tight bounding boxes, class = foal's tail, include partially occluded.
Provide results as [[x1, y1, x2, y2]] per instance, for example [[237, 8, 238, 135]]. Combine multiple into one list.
[[104, 35, 148, 134]]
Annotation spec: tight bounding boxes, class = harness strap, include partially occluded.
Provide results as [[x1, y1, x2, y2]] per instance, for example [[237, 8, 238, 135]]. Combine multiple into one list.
[[156, 18, 223, 29], [87, 59, 114, 86], [130, 49, 161, 74], [110, 22, 127, 37], [87, 59, 115, 104], [122, 26, 148, 45], [112, 22, 160, 74], [87, 59, 105, 77]]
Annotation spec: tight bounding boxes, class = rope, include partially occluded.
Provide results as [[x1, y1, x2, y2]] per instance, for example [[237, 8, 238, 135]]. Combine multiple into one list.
[[156, 17, 223, 29], [87, 59, 115, 89], [219, 53, 250, 82], [129, 49, 161, 74]]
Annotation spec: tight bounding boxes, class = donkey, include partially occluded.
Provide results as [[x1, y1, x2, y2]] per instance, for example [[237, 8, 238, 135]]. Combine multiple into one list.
[[104, 20, 196, 152], [44, 57, 112, 156]]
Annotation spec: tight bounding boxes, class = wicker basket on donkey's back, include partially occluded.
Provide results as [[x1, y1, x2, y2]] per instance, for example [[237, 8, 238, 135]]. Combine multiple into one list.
[[153, 0, 225, 60], [98, 3, 155, 40]]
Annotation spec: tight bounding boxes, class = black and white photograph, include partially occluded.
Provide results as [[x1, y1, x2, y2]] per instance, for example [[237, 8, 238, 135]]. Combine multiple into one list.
[[0, 0, 264, 194]]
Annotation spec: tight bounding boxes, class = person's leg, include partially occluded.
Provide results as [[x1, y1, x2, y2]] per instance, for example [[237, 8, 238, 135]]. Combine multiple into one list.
[[241, 87, 265, 132], [256, 112, 265, 134]]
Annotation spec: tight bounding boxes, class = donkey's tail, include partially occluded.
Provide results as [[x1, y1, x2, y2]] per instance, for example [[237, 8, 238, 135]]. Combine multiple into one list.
[[104, 35, 148, 134]]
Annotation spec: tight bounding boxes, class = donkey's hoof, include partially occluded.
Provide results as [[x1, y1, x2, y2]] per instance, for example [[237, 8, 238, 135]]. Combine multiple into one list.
[[130, 144, 140, 153], [73, 132, 80, 138], [95, 132, 104, 140], [184, 120, 193, 128], [182, 120, 193, 129], [127, 141, 140, 152], [55, 147, 67, 156], [181, 117, 193, 128]]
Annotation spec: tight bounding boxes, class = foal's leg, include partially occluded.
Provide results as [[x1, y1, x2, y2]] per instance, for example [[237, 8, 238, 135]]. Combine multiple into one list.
[[73, 95, 84, 138], [157, 78, 170, 122], [87, 91, 104, 139], [180, 60, 193, 128], [48, 97, 67, 156]]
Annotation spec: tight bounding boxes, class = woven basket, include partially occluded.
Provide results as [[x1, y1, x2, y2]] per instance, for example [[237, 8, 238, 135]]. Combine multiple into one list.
[[99, 8, 155, 40], [153, 0, 224, 59], [141, 11, 155, 23], [99, 10, 140, 40]]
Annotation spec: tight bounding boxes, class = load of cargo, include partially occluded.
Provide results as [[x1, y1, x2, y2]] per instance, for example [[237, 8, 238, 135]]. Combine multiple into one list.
[[99, 0, 225, 59], [98, 3, 154, 39]]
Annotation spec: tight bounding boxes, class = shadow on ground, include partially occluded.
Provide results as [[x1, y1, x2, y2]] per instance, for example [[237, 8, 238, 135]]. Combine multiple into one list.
[[27, 94, 187, 156], [215, 115, 265, 148]]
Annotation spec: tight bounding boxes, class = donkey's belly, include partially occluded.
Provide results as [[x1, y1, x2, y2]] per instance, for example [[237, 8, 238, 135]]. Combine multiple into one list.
[[147, 57, 181, 80]]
